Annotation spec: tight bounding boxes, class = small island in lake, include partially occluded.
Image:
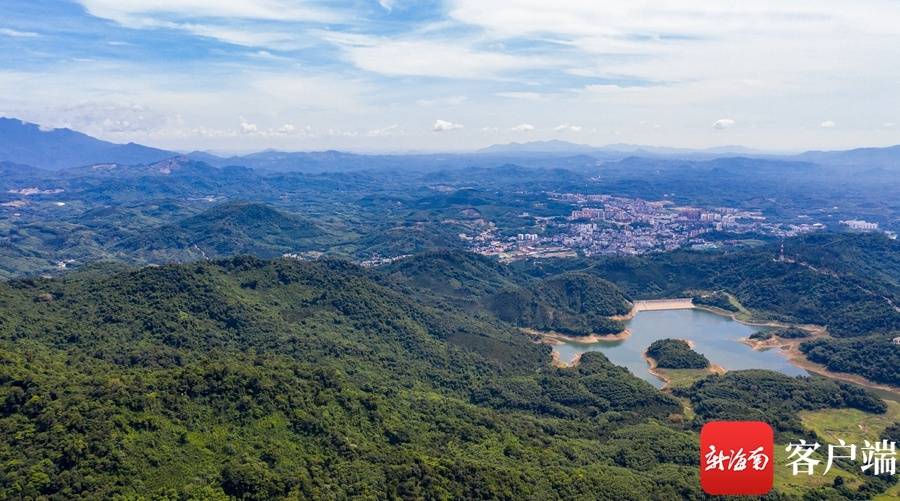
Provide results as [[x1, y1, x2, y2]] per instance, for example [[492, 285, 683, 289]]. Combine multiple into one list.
[[646, 338, 710, 369]]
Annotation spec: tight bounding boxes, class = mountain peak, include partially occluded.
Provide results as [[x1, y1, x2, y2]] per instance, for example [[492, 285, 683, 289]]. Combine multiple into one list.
[[478, 140, 597, 154], [0, 116, 175, 170]]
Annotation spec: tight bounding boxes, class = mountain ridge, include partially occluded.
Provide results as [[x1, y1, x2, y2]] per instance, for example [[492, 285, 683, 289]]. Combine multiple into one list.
[[0, 117, 175, 170]]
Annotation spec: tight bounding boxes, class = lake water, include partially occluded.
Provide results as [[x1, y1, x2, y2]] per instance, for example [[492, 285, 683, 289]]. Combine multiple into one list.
[[553, 308, 809, 388]]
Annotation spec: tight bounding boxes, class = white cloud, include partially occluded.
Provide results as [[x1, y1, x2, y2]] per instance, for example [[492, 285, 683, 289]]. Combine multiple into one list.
[[77, 0, 340, 26], [28, 102, 169, 134], [239, 118, 258, 134], [378, 0, 397, 12], [74, 0, 341, 49], [178, 24, 305, 49], [820, 120, 836, 128], [0, 28, 40, 38], [433, 119, 464, 131], [481, 126, 499, 132], [448, 1, 900, 42], [712, 118, 736, 130], [497, 92, 552, 100], [367, 124, 401, 137], [416, 96, 468, 107], [327, 35, 545, 79], [511, 123, 535, 132], [884, 122, 896, 128], [555, 123, 582, 132]]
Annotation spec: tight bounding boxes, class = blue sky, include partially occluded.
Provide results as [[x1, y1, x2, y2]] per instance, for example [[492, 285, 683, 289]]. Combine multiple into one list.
[[1, 0, 899, 153]]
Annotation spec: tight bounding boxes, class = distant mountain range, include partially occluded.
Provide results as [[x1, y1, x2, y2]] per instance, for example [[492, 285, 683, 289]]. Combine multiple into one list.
[[477, 140, 763, 157], [2, 116, 899, 173], [0, 118, 175, 170]]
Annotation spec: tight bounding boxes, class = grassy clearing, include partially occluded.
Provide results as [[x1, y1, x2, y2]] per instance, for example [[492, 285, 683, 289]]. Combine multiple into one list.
[[773, 443, 864, 496], [787, 400, 900, 498], [658, 368, 717, 389], [800, 400, 900, 446]]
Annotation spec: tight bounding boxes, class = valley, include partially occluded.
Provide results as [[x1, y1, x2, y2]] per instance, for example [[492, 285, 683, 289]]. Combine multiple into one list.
[[0, 120, 897, 499]]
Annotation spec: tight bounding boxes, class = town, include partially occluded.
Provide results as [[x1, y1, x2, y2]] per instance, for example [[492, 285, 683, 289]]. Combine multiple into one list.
[[465, 192, 825, 261]]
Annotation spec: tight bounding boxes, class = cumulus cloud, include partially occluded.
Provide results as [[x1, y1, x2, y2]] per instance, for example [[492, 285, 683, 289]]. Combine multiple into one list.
[[239, 118, 258, 134], [819, 120, 836, 128], [885, 122, 896, 128], [433, 119, 463, 131], [555, 123, 582, 132], [367, 124, 401, 137], [511, 123, 535, 132], [38, 102, 168, 134], [712, 118, 736, 130], [235, 120, 315, 137]]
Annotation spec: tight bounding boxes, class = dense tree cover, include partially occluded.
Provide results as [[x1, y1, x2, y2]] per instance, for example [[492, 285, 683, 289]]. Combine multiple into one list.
[[119, 202, 324, 260], [536, 273, 632, 318], [800, 337, 900, 386], [749, 328, 810, 342], [783, 233, 900, 304], [513, 234, 900, 340], [384, 254, 633, 337], [486, 273, 630, 336], [884, 422, 900, 442], [773, 327, 811, 339], [749, 331, 774, 341], [472, 353, 681, 419], [645, 339, 709, 369], [692, 291, 739, 312], [381, 250, 519, 299], [678, 370, 887, 436], [0, 257, 717, 499], [0, 253, 894, 499]]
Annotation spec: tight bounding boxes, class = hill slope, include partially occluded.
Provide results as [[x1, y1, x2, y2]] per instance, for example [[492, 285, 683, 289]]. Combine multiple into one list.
[[0, 117, 174, 170], [0, 256, 890, 499], [0, 257, 690, 499], [118, 202, 323, 260], [488, 272, 632, 336]]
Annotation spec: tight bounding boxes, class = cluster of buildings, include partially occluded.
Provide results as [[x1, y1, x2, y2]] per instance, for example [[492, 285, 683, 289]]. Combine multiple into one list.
[[841, 219, 879, 231], [464, 192, 824, 260]]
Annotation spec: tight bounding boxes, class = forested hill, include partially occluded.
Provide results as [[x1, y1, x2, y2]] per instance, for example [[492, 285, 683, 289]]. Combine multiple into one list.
[[0, 257, 677, 499], [0, 256, 891, 499], [382, 253, 633, 336], [118, 202, 324, 260], [511, 233, 900, 385], [380, 249, 520, 298], [487, 273, 632, 336]]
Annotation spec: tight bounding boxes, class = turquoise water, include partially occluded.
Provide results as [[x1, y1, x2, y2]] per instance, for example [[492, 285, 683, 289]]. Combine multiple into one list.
[[553, 308, 809, 388]]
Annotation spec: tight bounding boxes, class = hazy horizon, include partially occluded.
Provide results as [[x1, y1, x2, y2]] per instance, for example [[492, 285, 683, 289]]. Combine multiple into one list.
[[2, 1, 900, 152]]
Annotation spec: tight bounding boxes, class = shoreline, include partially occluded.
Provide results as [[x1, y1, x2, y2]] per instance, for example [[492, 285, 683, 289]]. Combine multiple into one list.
[[528, 299, 697, 368], [697, 305, 900, 394], [741, 334, 900, 394], [530, 298, 898, 394], [643, 340, 727, 389], [522, 327, 631, 346]]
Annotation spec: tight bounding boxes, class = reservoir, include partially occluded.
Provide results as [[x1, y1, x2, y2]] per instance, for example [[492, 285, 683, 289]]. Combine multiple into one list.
[[553, 308, 809, 388]]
